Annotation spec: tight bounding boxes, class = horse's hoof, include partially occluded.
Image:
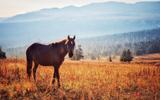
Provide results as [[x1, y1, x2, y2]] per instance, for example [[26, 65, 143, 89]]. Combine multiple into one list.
[[52, 79, 55, 84], [58, 84, 61, 88]]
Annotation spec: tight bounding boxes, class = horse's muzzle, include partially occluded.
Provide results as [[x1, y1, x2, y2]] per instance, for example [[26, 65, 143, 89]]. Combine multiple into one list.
[[69, 52, 73, 58]]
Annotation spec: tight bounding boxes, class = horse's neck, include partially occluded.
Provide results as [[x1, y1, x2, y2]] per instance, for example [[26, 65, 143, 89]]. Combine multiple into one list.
[[51, 40, 68, 58], [58, 43, 68, 58]]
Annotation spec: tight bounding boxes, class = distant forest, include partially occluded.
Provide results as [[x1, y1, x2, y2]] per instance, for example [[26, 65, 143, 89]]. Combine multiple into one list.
[[2, 28, 160, 59], [78, 28, 160, 59]]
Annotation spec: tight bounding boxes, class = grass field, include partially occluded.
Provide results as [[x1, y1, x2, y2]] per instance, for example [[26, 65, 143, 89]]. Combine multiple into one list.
[[0, 54, 160, 100]]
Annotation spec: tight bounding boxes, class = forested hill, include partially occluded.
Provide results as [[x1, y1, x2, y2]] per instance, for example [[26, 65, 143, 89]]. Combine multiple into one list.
[[78, 28, 160, 58]]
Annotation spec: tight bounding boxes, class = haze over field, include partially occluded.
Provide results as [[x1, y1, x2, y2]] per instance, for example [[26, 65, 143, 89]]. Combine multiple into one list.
[[0, 1, 160, 48]]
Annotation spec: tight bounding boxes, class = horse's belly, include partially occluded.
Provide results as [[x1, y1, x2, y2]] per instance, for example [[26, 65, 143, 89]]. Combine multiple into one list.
[[35, 56, 62, 66], [39, 61, 62, 66], [32, 48, 63, 66], [37, 58, 54, 66], [40, 63, 53, 66]]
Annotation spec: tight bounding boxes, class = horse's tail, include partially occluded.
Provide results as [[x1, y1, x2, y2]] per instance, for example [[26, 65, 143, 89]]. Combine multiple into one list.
[[26, 47, 33, 79]]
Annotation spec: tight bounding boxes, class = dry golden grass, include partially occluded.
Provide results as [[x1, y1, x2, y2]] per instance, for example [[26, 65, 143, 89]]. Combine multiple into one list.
[[0, 56, 160, 100]]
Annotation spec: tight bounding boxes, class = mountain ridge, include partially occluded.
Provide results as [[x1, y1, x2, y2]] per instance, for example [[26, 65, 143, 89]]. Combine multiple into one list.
[[2, 1, 160, 23], [0, 1, 160, 49]]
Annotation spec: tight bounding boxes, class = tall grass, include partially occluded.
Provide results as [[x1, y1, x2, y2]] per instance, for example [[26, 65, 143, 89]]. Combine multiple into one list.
[[0, 59, 160, 100]]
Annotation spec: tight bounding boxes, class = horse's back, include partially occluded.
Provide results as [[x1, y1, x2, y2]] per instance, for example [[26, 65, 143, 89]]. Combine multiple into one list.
[[27, 43, 49, 52], [28, 43, 48, 49]]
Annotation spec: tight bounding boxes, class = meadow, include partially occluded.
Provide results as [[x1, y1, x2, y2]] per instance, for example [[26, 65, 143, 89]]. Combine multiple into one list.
[[0, 54, 160, 100]]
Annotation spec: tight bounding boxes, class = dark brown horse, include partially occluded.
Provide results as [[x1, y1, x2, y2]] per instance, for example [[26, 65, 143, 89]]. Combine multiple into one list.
[[26, 35, 75, 87]]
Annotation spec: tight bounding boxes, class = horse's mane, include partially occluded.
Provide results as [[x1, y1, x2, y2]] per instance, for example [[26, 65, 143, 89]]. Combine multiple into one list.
[[50, 39, 68, 47]]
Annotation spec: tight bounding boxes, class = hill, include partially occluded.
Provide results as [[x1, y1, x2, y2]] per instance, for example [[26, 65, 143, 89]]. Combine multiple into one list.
[[0, 1, 160, 48], [78, 28, 160, 58]]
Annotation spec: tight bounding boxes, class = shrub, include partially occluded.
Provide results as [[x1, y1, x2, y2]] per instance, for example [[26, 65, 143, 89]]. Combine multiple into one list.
[[109, 56, 112, 62], [0, 47, 6, 59]]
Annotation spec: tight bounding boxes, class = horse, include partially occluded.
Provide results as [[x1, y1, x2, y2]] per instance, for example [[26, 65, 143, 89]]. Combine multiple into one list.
[[26, 35, 75, 87]]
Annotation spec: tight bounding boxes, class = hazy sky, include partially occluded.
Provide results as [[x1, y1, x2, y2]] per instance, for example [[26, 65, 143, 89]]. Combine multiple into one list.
[[0, 0, 159, 17]]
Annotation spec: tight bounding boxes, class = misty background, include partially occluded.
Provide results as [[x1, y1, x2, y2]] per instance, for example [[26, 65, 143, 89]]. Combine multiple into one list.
[[0, 1, 160, 58]]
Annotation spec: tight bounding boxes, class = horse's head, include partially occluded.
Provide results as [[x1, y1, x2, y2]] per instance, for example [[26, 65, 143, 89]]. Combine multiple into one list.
[[66, 35, 75, 58]]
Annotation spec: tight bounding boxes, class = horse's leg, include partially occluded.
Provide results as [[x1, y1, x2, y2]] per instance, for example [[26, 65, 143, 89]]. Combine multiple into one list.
[[57, 67, 60, 88], [27, 58, 32, 80], [52, 66, 56, 85], [55, 65, 60, 88], [33, 62, 38, 81], [53, 65, 60, 87]]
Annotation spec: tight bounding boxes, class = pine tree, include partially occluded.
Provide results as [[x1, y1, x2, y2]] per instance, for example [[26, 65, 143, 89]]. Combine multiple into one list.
[[126, 49, 133, 62], [120, 49, 133, 62]]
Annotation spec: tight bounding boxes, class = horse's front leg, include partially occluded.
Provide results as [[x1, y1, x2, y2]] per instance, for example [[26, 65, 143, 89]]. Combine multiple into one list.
[[52, 67, 56, 85], [53, 65, 60, 88], [56, 67, 60, 88]]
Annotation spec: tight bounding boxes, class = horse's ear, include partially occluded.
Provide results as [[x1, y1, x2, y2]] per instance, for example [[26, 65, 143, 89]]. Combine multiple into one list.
[[73, 35, 75, 40], [68, 35, 70, 40]]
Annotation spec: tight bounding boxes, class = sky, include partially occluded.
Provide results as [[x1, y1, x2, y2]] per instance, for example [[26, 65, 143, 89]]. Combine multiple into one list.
[[0, 0, 159, 17]]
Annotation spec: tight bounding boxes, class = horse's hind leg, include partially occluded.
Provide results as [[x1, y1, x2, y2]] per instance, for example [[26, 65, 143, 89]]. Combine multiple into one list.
[[33, 63, 38, 81], [27, 59, 32, 80]]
